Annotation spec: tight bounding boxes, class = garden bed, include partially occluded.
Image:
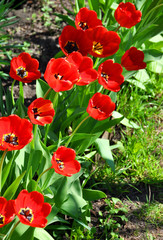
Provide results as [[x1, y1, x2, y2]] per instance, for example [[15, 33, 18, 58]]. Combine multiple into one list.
[[1, 0, 163, 239]]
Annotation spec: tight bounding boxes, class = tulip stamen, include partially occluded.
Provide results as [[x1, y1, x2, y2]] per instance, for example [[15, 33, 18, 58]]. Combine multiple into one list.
[[78, 22, 88, 30], [16, 66, 28, 79], [92, 41, 103, 55], [56, 158, 64, 170], [101, 72, 109, 82], [19, 208, 33, 223], [0, 215, 5, 225], [3, 133, 19, 146]]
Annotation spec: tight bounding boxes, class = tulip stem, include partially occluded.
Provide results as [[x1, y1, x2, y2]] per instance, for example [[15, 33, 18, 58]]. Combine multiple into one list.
[[44, 124, 50, 145], [65, 115, 90, 148], [19, 81, 24, 104], [6, 220, 20, 240], [53, 92, 59, 109], [0, 149, 8, 195], [43, 87, 52, 99], [31, 124, 38, 150], [11, 80, 16, 106], [115, 25, 121, 32], [36, 167, 51, 188]]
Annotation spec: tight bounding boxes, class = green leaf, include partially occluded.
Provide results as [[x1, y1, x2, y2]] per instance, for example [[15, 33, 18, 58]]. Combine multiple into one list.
[[10, 222, 30, 240], [147, 59, 163, 73], [1, 151, 19, 188], [54, 176, 68, 208], [27, 179, 42, 192], [76, 0, 85, 9], [92, 116, 124, 133], [61, 192, 87, 218], [3, 171, 26, 200], [144, 49, 163, 62], [83, 189, 106, 201], [53, 12, 75, 26], [34, 228, 54, 240], [46, 205, 60, 226], [94, 138, 115, 172], [53, 50, 64, 59], [36, 79, 50, 98], [17, 227, 35, 240], [112, 111, 140, 129], [88, 0, 99, 16], [126, 79, 146, 90]]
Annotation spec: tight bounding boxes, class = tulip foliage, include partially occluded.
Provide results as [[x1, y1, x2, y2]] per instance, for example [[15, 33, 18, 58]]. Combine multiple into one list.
[[0, 0, 162, 239]]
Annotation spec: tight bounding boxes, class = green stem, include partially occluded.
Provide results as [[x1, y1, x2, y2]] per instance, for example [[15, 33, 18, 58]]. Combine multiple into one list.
[[82, 167, 100, 188], [52, 92, 59, 109], [19, 81, 24, 104], [65, 115, 90, 148], [6, 220, 20, 240], [31, 124, 38, 150], [0, 149, 8, 195], [43, 87, 52, 99], [115, 25, 121, 32], [36, 167, 51, 187], [44, 124, 50, 145], [11, 80, 16, 106]]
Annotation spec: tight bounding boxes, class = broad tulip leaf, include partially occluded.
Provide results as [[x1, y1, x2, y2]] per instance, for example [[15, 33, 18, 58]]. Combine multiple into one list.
[[36, 78, 49, 98], [147, 59, 163, 73], [17, 227, 35, 240], [3, 171, 26, 200], [144, 49, 163, 62], [94, 138, 115, 172], [34, 228, 54, 240], [83, 189, 107, 201], [112, 111, 140, 129], [54, 176, 68, 208], [61, 192, 87, 219]]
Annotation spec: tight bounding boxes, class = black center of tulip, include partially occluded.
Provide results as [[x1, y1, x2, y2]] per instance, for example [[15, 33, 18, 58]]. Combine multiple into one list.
[[0, 215, 5, 225], [56, 159, 64, 170], [64, 41, 79, 54], [19, 208, 33, 223], [3, 133, 18, 146], [16, 66, 28, 78], [78, 22, 88, 30], [101, 72, 109, 82]]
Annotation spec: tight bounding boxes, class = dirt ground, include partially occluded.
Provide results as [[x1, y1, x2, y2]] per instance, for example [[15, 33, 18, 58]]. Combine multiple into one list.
[[2, 1, 163, 239]]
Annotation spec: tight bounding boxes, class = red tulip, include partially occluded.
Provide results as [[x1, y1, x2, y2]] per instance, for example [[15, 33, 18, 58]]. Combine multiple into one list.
[[0, 197, 15, 228], [98, 60, 124, 92], [86, 92, 115, 120], [51, 146, 81, 177], [121, 47, 146, 71], [67, 52, 98, 86], [0, 115, 33, 151], [59, 25, 92, 56], [114, 2, 142, 28], [27, 98, 55, 126], [44, 58, 80, 92], [9, 52, 41, 83], [75, 7, 102, 31], [86, 26, 121, 58], [14, 190, 51, 228]]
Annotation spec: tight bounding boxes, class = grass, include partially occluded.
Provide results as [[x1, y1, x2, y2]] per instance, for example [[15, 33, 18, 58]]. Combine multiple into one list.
[[115, 72, 163, 185], [88, 70, 163, 239]]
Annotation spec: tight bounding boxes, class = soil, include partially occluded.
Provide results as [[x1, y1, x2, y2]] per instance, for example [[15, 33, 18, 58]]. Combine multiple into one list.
[[1, 1, 163, 239]]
